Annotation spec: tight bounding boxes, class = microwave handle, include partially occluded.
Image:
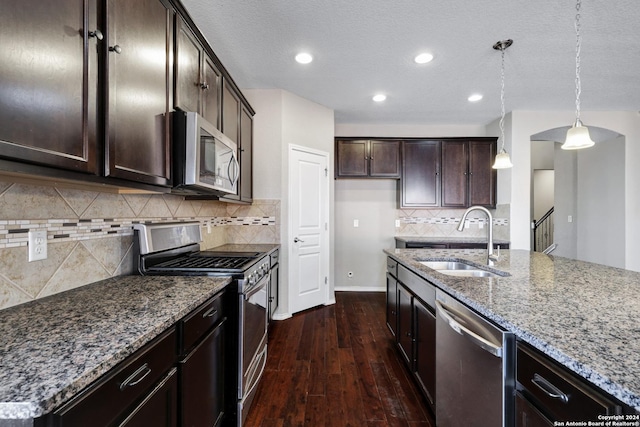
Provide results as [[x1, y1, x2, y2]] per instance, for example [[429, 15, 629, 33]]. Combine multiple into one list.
[[228, 151, 240, 187]]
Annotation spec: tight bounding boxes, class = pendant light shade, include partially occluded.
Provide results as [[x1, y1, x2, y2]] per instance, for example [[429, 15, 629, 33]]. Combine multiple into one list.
[[562, 0, 594, 150], [562, 119, 595, 150], [492, 39, 513, 170], [493, 150, 514, 169]]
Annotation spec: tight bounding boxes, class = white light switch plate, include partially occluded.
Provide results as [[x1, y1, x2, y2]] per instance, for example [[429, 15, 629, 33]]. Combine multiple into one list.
[[28, 230, 48, 262]]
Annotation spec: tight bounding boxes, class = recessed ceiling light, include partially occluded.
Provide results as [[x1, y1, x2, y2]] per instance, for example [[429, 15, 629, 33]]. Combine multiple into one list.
[[372, 94, 387, 102], [414, 53, 434, 64], [468, 94, 483, 102], [295, 52, 313, 64]]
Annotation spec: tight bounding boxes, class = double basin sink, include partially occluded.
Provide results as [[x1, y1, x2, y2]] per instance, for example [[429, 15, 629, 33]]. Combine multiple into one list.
[[419, 260, 509, 278]]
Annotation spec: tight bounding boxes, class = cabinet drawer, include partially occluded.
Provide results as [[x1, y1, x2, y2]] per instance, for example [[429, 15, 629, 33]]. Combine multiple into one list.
[[398, 264, 435, 309], [517, 343, 620, 421], [52, 326, 177, 426], [386, 257, 398, 277], [181, 291, 225, 353]]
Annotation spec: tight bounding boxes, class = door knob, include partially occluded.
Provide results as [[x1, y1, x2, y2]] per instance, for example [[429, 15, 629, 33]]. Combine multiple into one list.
[[294, 237, 305, 243], [109, 45, 122, 54], [89, 29, 103, 41]]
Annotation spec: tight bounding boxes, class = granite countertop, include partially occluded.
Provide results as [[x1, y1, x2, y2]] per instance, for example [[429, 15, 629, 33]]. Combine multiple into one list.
[[0, 274, 231, 422], [394, 235, 511, 245], [384, 248, 640, 412]]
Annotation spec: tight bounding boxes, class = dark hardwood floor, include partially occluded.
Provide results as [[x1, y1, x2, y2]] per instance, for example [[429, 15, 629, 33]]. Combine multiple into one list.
[[244, 291, 435, 427]]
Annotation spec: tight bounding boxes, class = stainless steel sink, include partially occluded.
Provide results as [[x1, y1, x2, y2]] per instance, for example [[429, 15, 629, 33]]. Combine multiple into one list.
[[420, 261, 476, 271], [419, 260, 507, 278]]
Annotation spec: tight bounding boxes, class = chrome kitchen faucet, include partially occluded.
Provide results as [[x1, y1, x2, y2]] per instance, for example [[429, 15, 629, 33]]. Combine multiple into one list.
[[457, 206, 498, 266]]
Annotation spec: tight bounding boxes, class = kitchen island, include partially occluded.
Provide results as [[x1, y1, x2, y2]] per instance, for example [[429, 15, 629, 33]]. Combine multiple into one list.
[[0, 274, 231, 424], [385, 248, 640, 412]]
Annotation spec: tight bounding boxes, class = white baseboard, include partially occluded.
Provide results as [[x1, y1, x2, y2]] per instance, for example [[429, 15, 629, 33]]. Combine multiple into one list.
[[334, 286, 385, 292], [271, 312, 292, 321]]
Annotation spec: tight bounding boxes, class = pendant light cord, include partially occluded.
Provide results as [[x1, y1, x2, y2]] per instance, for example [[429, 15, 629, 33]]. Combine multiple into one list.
[[499, 46, 506, 152], [574, 0, 583, 122]]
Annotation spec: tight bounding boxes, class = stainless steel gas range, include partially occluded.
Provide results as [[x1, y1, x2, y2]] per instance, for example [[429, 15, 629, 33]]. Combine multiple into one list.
[[133, 221, 270, 427]]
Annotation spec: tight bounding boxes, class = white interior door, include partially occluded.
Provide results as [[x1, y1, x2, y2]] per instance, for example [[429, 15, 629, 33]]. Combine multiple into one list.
[[289, 145, 329, 314]]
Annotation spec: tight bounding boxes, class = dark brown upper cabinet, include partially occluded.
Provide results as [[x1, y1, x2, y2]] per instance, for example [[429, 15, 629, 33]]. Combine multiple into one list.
[[174, 17, 221, 128], [216, 79, 253, 203], [104, 0, 174, 187], [441, 139, 496, 208], [335, 139, 401, 178], [0, 0, 99, 174], [239, 105, 253, 203], [400, 140, 441, 208]]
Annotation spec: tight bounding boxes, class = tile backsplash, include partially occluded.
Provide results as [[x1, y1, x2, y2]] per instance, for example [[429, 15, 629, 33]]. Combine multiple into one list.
[[0, 181, 279, 310], [395, 204, 510, 241]]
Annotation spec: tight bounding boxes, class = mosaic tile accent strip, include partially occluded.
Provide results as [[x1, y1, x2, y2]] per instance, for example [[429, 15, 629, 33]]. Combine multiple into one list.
[[400, 216, 509, 226], [0, 217, 276, 249]]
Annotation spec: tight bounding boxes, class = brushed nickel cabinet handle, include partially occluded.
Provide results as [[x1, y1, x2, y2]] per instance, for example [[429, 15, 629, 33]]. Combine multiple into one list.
[[120, 363, 151, 390]]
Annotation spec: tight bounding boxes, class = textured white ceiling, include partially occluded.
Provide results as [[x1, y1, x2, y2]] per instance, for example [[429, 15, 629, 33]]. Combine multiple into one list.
[[181, 0, 640, 126]]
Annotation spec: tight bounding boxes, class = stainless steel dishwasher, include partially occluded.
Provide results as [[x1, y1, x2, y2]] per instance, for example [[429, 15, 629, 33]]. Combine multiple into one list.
[[435, 289, 515, 427]]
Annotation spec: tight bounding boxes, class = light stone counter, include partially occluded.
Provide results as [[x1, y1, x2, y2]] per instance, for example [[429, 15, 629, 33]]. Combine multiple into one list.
[[384, 248, 640, 412], [0, 274, 231, 424]]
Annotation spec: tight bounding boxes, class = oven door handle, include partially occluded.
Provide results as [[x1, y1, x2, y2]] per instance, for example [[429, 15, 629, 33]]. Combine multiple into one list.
[[244, 273, 270, 300], [243, 344, 267, 401]]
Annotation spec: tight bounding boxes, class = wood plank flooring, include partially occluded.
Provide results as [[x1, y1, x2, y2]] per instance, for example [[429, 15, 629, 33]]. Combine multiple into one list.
[[244, 292, 435, 427]]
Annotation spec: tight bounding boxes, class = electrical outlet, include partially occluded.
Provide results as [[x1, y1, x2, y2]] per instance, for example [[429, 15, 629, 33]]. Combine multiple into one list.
[[28, 230, 48, 262], [353, 219, 359, 228], [395, 219, 400, 228]]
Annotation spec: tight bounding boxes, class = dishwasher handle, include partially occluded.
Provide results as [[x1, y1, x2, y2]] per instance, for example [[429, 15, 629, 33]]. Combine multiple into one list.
[[436, 300, 503, 358]]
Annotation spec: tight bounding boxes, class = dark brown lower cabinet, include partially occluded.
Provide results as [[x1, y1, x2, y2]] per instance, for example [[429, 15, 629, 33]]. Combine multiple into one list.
[[179, 318, 226, 427], [414, 298, 436, 411], [392, 264, 437, 414], [515, 392, 552, 427], [49, 327, 177, 427], [385, 272, 398, 337], [397, 284, 413, 367], [119, 368, 178, 427], [516, 341, 623, 425]]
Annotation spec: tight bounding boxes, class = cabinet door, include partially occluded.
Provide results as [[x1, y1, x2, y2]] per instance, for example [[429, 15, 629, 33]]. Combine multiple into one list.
[[468, 140, 497, 207], [515, 393, 553, 427], [0, 1, 98, 173], [336, 140, 368, 177], [397, 284, 413, 368], [119, 368, 178, 427], [239, 106, 253, 202], [201, 56, 221, 128], [105, 0, 172, 187], [180, 320, 226, 427], [414, 299, 436, 410], [175, 18, 202, 115], [221, 79, 240, 143], [401, 140, 440, 207], [370, 140, 401, 178], [386, 273, 398, 337], [441, 140, 468, 207]]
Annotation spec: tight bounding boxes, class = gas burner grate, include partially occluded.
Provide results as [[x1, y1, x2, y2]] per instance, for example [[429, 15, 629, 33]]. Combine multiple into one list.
[[156, 255, 253, 270]]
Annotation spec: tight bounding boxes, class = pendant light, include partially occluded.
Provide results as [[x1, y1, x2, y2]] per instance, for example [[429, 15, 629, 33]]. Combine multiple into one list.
[[562, 0, 595, 150], [492, 39, 513, 169]]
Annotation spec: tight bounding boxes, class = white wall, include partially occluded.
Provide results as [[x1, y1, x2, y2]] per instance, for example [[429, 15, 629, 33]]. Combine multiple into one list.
[[533, 170, 554, 220], [244, 89, 335, 318], [508, 111, 640, 271], [334, 179, 397, 291], [576, 135, 625, 268]]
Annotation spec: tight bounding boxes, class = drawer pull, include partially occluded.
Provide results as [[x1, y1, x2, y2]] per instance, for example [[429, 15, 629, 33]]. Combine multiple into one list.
[[202, 307, 218, 318], [120, 363, 151, 391], [532, 373, 569, 403]]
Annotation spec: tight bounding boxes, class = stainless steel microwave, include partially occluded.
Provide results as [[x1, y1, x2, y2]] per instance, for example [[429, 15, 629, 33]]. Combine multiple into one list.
[[172, 111, 239, 195]]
